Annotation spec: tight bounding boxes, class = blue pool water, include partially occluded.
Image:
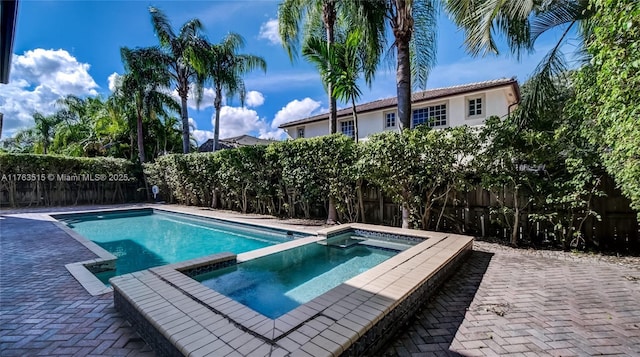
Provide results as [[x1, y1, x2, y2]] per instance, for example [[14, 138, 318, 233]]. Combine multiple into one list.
[[60, 210, 296, 283], [195, 240, 398, 318]]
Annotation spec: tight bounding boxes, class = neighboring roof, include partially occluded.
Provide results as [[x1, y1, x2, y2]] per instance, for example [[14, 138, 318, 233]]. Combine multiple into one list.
[[197, 134, 278, 152], [1, 0, 19, 84], [279, 78, 520, 129]]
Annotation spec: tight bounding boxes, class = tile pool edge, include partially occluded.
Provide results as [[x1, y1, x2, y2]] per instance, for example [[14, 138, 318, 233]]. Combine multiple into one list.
[[111, 224, 474, 356], [54, 221, 117, 296]]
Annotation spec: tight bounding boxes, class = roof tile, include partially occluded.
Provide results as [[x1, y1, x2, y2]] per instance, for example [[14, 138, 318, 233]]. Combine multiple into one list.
[[279, 78, 518, 128]]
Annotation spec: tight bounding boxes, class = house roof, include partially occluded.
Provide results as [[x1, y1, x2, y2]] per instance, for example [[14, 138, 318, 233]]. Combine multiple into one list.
[[279, 78, 520, 129], [197, 134, 277, 152]]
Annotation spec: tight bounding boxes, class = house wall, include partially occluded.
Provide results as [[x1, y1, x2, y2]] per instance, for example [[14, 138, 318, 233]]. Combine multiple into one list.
[[284, 85, 517, 140]]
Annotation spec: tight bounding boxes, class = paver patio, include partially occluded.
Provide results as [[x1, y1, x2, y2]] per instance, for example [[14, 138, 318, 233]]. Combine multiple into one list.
[[1, 207, 639, 356]]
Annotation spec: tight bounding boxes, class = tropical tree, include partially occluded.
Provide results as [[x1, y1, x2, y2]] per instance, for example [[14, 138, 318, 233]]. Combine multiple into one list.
[[303, 30, 367, 143], [279, 0, 386, 134], [445, 0, 594, 126], [282, 2, 385, 225], [149, 6, 205, 154], [190, 33, 266, 153], [32, 112, 62, 154], [381, 0, 439, 130], [120, 46, 176, 163]]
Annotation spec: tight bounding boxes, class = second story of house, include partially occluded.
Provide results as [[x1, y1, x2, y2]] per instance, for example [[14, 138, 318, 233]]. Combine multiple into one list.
[[279, 78, 520, 140]]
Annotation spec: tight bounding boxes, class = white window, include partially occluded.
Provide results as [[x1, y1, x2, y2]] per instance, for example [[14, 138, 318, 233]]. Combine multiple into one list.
[[468, 97, 482, 117], [412, 104, 447, 128], [384, 111, 396, 128], [297, 127, 305, 138], [340, 120, 355, 138]]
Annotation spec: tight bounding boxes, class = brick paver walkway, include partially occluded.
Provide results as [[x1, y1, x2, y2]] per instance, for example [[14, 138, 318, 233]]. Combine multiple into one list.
[[384, 242, 640, 356], [1, 210, 639, 356], [0, 215, 152, 356]]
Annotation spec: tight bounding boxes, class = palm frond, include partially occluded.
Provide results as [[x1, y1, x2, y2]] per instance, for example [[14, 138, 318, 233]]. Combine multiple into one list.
[[530, 0, 588, 43], [451, 0, 535, 57], [302, 36, 331, 78], [342, 0, 386, 85], [149, 7, 176, 47], [411, 0, 439, 89], [179, 18, 204, 41], [515, 21, 575, 127], [278, 0, 306, 60]]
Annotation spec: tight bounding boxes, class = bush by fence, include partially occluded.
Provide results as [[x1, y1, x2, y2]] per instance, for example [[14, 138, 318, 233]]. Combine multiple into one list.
[[1, 129, 637, 253], [0, 153, 143, 206], [143, 130, 639, 253]]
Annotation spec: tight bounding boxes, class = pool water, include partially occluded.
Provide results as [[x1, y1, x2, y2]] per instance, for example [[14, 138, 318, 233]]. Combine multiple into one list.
[[195, 242, 397, 319], [61, 210, 295, 283]]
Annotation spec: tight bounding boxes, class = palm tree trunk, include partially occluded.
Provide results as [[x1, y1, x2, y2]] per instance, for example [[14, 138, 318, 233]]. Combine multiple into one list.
[[212, 87, 222, 152], [180, 95, 190, 154], [396, 37, 412, 130], [324, 1, 338, 224], [324, 1, 337, 134], [351, 97, 359, 143], [136, 108, 146, 163]]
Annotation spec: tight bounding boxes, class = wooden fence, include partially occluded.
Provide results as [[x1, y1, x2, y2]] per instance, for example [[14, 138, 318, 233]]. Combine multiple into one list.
[[358, 178, 639, 253]]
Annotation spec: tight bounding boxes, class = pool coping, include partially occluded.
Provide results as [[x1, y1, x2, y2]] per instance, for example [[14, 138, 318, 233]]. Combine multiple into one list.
[[111, 223, 473, 356], [46, 205, 318, 296]]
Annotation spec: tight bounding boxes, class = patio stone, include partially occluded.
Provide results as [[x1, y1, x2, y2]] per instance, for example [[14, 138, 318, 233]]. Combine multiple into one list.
[[2, 206, 639, 356], [0, 215, 153, 356]]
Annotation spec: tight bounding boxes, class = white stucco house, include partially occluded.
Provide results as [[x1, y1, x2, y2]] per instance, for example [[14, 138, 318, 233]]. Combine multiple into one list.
[[279, 78, 520, 140]]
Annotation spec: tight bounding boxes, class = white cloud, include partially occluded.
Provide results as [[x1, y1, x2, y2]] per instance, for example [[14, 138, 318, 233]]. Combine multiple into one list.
[[0, 49, 99, 137], [258, 18, 281, 45], [11, 49, 99, 96], [189, 97, 322, 142], [215, 106, 268, 139], [245, 90, 264, 107], [107, 72, 121, 92], [271, 98, 322, 129], [189, 118, 215, 145], [170, 86, 217, 110]]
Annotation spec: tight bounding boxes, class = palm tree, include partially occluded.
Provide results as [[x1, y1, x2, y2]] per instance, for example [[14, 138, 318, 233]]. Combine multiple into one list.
[[382, 0, 440, 130], [120, 46, 175, 163], [303, 30, 366, 143], [279, 0, 386, 134], [279, 0, 338, 134], [190, 33, 266, 152], [149, 6, 205, 154], [445, 0, 593, 125], [281, 1, 385, 225], [32, 112, 61, 154]]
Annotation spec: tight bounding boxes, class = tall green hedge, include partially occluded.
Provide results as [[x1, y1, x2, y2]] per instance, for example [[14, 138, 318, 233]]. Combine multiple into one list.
[[0, 153, 141, 206], [144, 134, 357, 219]]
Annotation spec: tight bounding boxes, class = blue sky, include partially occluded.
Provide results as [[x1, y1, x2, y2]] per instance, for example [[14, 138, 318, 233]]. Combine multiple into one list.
[[1, 0, 566, 143]]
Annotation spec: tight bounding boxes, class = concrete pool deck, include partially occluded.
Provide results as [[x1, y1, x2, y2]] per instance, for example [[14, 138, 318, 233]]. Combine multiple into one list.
[[1, 204, 639, 356]]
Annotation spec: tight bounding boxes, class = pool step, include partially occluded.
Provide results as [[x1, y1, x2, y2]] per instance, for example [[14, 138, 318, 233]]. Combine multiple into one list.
[[318, 237, 414, 251], [358, 239, 414, 251], [317, 237, 365, 248]]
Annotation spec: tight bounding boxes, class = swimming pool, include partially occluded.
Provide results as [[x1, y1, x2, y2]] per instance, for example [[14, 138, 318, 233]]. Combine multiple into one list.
[[111, 221, 474, 357], [58, 209, 301, 283], [195, 233, 415, 318]]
